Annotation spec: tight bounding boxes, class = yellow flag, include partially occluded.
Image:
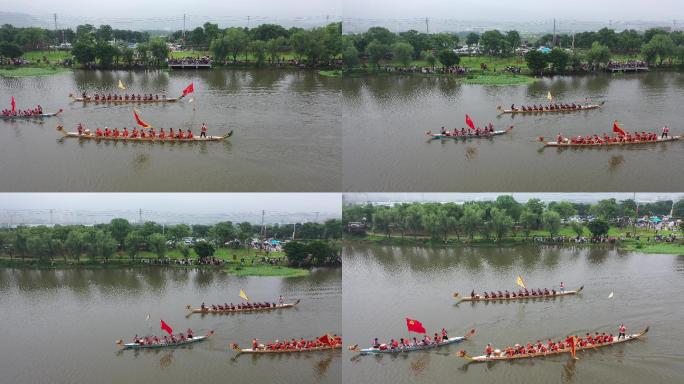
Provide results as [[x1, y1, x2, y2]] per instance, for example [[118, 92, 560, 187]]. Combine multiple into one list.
[[547, 91, 553, 101], [239, 289, 250, 301], [118, 80, 126, 90], [516, 276, 527, 289]]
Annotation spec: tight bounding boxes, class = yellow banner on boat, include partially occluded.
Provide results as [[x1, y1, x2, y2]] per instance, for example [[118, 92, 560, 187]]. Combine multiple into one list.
[[547, 91, 553, 101], [239, 289, 250, 301], [118, 80, 126, 90], [516, 276, 527, 289]]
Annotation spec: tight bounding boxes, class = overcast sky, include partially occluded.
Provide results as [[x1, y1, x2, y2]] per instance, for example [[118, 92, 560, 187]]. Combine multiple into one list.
[[0, 193, 341, 225], [344, 193, 684, 205]]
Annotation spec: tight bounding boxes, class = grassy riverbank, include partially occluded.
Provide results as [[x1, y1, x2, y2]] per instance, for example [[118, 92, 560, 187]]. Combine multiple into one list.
[[0, 247, 310, 277], [0, 66, 71, 77], [346, 226, 683, 255]]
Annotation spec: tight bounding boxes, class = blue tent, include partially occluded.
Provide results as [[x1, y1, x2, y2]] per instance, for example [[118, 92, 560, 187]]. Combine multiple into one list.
[[537, 47, 552, 54]]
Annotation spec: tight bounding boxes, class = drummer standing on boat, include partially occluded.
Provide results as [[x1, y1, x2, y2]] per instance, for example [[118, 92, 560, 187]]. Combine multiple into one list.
[[618, 324, 626, 340], [662, 126, 669, 138], [560, 281, 565, 293]]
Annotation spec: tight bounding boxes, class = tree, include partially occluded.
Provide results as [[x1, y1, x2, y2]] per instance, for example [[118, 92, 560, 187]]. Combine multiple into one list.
[[506, 30, 521, 51], [212, 221, 236, 245], [179, 244, 190, 258], [587, 219, 610, 238], [543, 211, 562, 237], [95, 25, 113, 42], [495, 195, 522, 221], [136, 42, 149, 64], [92, 230, 116, 262], [203, 22, 221, 44], [366, 27, 395, 45], [430, 33, 456, 50], [283, 241, 308, 266], [124, 231, 143, 260], [72, 40, 96, 65], [168, 224, 191, 243], [425, 52, 436, 68], [489, 208, 513, 241], [108, 218, 131, 247], [0, 41, 22, 58], [16, 27, 46, 50], [520, 209, 538, 238], [549, 201, 576, 220], [480, 30, 509, 56], [641, 34, 675, 65], [248, 40, 266, 65], [436, 49, 459, 67], [399, 29, 429, 59], [404, 204, 424, 239], [120, 45, 134, 66], [252, 23, 289, 41], [366, 40, 389, 68], [290, 30, 309, 61], [673, 199, 684, 218], [460, 205, 483, 241], [525, 49, 547, 75], [64, 231, 84, 262], [547, 48, 569, 73], [224, 28, 249, 62], [392, 42, 413, 66], [616, 29, 644, 54], [189, 27, 206, 47], [194, 241, 215, 261], [266, 36, 287, 62], [585, 42, 611, 70], [373, 208, 393, 238], [209, 36, 229, 61], [191, 225, 211, 239], [148, 38, 168, 66], [571, 221, 585, 238], [465, 32, 480, 46], [94, 40, 118, 67], [592, 198, 620, 221], [148, 233, 166, 259], [307, 240, 334, 265], [342, 45, 360, 68], [324, 219, 342, 240]]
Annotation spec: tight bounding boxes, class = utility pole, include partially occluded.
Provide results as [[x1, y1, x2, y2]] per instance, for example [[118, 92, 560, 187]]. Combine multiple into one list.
[[425, 17, 429, 34], [553, 18, 556, 47], [183, 14, 186, 42], [139, 208, 142, 224], [53, 13, 58, 51], [247, 16, 250, 29], [292, 223, 296, 240], [260, 210, 265, 239], [572, 31, 575, 51]]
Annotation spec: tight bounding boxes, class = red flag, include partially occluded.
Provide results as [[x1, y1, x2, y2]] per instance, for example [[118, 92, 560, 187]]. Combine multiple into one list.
[[406, 318, 426, 334], [318, 334, 333, 347], [133, 110, 151, 128], [613, 120, 626, 136], [11, 96, 15, 112], [160, 319, 173, 335], [182, 83, 194, 96], [465, 114, 475, 130]]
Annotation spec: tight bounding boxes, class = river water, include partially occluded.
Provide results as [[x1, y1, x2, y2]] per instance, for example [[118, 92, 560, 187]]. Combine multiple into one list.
[[342, 72, 684, 191], [0, 267, 341, 384], [0, 69, 341, 191], [343, 244, 684, 384]]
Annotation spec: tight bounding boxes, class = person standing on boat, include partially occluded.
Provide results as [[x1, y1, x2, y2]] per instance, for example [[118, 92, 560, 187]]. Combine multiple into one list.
[[441, 328, 448, 340], [200, 123, 207, 138], [618, 324, 626, 340], [278, 295, 284, 305], [560, 282, 565, 293], [662, 126, 669, 138]]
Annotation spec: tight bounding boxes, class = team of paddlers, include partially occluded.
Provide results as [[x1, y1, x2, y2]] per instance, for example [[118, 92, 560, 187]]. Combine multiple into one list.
[[554, 126, 670, 145], [201, 296, 285, 311], [510, 103, 588, 111], [439, 122, 497, 137], [371, 328, 450, 350], [471, 286, 564, 299], [76, 122, 209, 139], [1, 105, 43, 116], [483, 324, 628, 357], [80, 92, 168, 101], [249, 335, 342, 351], [131, 329, 195, 346]]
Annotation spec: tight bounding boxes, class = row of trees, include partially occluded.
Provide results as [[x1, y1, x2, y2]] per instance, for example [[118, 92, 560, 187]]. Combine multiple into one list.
[[343, 196, 684, 242], [283, 240, 341, 267], [0, 218, 342, 262], [536, 27, 684, 54]]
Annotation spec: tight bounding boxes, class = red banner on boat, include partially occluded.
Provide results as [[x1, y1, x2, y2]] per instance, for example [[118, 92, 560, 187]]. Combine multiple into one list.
[[182, 83, 194, 96], [465, 114, 475, 130], [406, 318, 426, 334], [160, 319, 173, 335], [133, 109, 151, 128], [318, 334, 333, 346], [613, 120, 626, 136], [11, 96, 15, 112]]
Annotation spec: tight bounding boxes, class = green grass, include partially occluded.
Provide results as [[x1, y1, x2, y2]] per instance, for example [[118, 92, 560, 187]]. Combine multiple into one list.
[[621, 242, 684, 255], [22, 50, 71, 62], [319, 70, 342, 77], [0, 66, 71, 77], [460, 72, 537, 86]]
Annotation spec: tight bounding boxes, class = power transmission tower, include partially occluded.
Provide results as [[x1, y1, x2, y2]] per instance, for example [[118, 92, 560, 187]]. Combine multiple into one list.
[[553, 18, 556, 47], [260, 210, 265, 239], [183, 14, 186, 42], [139, 208, 143, 224], [247, 16, 250, 29], [426, 17, 429, 34], [49, 209, 53, 225], [53, 13, 58, 50]]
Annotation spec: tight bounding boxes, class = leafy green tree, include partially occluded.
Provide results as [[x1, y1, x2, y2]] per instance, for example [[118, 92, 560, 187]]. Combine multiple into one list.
[[404, 204, 424, 239], [16, 27, 45, 50], [591, 198, 620, 221], [168, 224, 191, 243], [283, 241, 308, 266], [223, 28, 249, 62], [307, 240, 333, 265], [641, 34, 675, 65], [64, 230, 84, 262], [480, 30, 509, 55], [673, 199, 684, 218], [366, 27, 395, 45], [489, 208, 513, 241], [342, 45, 360, 68], [202, 22, 221, 44], [27, 233, 52, 261], [616, 29, 644, 53], [399, 29, 428, 59], [72, 40, 96, 65], [460, 205, 483, 241], [194, 241, 215, 261], [425, 52, 436, 68], [189, 27, 206, 47], [436, 49, 459, 67], [136, 42, 149, 64], [95, 40, 118, 67], [120, 45, 134, 66], [252, 24, 289, 41], [373, 208, 394, 238], [520, 209, 538, 238], [571, 221, 585, 237], [148, 233, 166, 259], [506, 30, 521, 50], [266, 36, 287, 62], [548, 48, 569, 73], [248, 39, 267, 65], [549, 201, 576, 220], [525, 49, 547, 74], [366, 40, 389, 68], [209, 36, 229, 60], [95, 25, 113, 42], [290, 30, 309, 61], [109, 218, 131, 247], [324, 219, 342, 240], [148, 38, 168, 66], [585, 41, 611, 70], [212, 221, 236, 245], [465, 32, 480, 46], [124, 231, 144, 260], [587, 219, 610, 237], [543, 211, 562, 237], [495, 195, 522, 221], [0, 41, 22, 58], [392, 42, 413, 66], [430, 33, 456, 49]]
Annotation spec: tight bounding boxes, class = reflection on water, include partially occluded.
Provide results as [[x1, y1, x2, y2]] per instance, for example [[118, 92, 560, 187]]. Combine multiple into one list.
[[343, 71, 684, 191], [343, 245, 684, 384]]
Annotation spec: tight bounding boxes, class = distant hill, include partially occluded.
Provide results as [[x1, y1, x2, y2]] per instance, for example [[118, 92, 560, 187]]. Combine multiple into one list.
[[0, 12, 51, 28]]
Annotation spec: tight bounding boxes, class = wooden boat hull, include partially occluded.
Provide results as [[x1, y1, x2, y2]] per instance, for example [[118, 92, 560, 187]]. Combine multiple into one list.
[[350, 329, 475, 354], [498, 102, 604, 114], [57, 125, 232, 142], [187, 299, 300, 314], [119, 334, 209, 350], [232, 344, 341, 354], [1, 109, 63, 119], [454, 286, 583, 302], [459, 327, 648, 362], [69, 94, 181, 103], [543, 135, 680, 147], [428, 129, 511, 140]]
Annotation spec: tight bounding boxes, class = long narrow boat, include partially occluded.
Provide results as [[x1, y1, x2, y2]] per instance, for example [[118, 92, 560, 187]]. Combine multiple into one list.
[[117, 331, 213, 350], [69, 93, 183, 103], [349, 329, 475, 354], [427, 126, 513, 140], [186, 299, 300, 314], [458, 327, 648, 362], [231, 343, 341, 354], [56, 125, 232, 142], [541, 135, 681, 147], [454, 286, 583, 302], [1, 109, 63, 120], [497, 102, 604, 114]]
